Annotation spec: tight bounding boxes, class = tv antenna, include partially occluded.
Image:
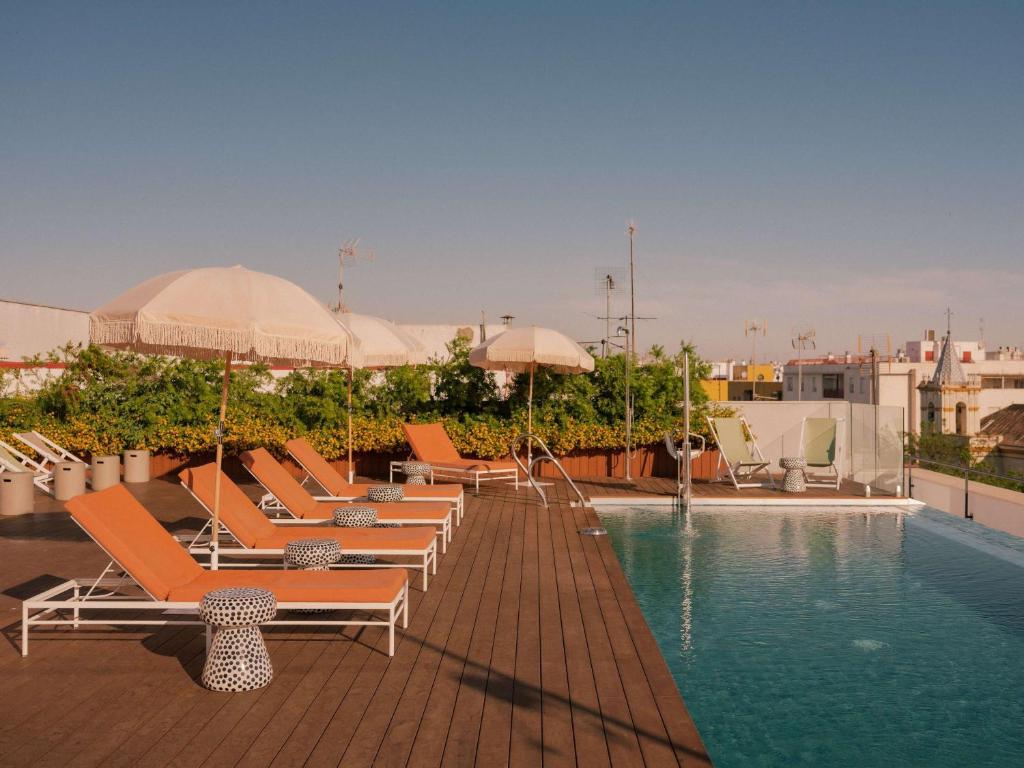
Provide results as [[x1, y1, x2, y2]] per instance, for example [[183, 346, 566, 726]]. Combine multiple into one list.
[[790, 323, 816, 401], [594, 267, 625, 357], [744, 320, 767, 399], [333, 238, 376, 312], [627, 220, 638, 357]]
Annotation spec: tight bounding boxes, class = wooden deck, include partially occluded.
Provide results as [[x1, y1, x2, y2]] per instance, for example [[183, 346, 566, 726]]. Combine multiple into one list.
[[0, 477, 712, 767]]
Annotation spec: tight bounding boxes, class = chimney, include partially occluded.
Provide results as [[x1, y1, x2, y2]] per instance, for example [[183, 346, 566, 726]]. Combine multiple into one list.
[[844, 351, 852, 363]]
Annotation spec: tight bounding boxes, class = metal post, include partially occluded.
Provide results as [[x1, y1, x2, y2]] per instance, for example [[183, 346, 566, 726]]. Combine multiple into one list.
[[964, 468, 972, 520], [683, 353, 692, 510], [624, 327, 632, 481]]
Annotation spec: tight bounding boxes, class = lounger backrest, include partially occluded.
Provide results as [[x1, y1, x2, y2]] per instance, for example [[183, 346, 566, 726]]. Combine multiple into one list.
[[0, 442, 28, 472], [13, 432, 58, 462], [802, 418, 837, 466], [65, 485, 202, 600], [402, 423, 461, 463], [179, 463, 277, 548], [240, 448, 319, 518], [286, 437, 348, 494], [712, 418, 754, 463]]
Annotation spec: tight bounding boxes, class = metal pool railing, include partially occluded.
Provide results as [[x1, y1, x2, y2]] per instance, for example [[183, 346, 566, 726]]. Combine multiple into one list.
[[906, 455, 1024, 520]]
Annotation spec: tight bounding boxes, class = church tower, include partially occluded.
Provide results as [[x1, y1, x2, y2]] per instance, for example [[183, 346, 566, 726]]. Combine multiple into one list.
[[919, 312, 980, 435]]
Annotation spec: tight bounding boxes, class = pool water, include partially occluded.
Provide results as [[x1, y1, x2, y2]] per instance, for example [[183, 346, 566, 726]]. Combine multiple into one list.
[[597, 505, 1024, 767]]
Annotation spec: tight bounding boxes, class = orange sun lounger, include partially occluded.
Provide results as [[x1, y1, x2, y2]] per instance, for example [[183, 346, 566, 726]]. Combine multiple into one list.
[[402, 422, 520, 492], [240, 448, 454, 552], [21, 485, 409, 657], [179, 464, 438, 590], [285, 436, 464, 523]]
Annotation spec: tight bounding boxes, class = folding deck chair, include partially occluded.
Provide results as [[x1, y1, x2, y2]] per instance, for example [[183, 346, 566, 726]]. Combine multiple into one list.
[[21, 485, 410, 657], [707, 416, 777, 490], [13, 430, 88, 472], [799, 417, 844, 490]]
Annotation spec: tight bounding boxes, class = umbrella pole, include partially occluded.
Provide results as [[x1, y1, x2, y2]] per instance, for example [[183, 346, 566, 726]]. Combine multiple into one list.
[[211, 351, 232, 570], [347, 366, 354, 483]]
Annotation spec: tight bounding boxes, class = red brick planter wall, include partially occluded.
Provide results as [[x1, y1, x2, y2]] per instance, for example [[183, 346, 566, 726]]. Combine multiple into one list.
[[149, 446, 719, 482]]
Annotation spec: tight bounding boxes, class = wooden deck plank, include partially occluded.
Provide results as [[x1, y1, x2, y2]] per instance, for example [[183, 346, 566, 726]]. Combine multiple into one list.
[[0, 476, 712, 767]]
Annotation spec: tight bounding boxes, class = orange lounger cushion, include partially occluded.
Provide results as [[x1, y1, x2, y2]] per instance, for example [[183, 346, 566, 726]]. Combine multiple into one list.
[[179, 464, 437, 551], [306, 501, 449, 523], [401, 423, 517, 471], [65, 485, 407, 604], [252, 526, 437, 552], [240, 448, 449, 521], [286, 437, 462, 498]]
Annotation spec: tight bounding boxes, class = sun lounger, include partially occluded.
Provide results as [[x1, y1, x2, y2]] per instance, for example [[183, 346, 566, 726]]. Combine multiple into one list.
[[13, 430, 88, 471], [401, 422, 520, 492], [240, 448, 453, 551], [707, 416, 777, 490], [799, 417, 844, 490], [21, 485, 409, 657], [0, 439, 54, 494], [180, 463, 438, 589], [285, 436, 464, 523]]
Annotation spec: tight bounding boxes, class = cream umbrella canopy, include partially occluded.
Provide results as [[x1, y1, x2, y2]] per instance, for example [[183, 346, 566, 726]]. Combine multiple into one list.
[[469, 326, 595, 465], [90, 265, 354, 567], [334, 312, 428, 481]]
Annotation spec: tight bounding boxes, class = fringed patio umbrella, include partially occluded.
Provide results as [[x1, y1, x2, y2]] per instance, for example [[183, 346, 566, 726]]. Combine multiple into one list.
[[470, 326, 594, 468], [334, 312, 427, 481], [90, 265, 353, 567]]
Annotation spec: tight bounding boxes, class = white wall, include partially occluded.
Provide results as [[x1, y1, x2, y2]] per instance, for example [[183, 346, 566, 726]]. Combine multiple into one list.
[[910, 467, 1024, 538], [0, 300, 89, 361]]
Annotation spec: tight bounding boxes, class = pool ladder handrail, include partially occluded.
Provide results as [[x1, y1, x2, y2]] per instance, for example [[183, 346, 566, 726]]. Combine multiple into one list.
[[510, 433, 588, 509]]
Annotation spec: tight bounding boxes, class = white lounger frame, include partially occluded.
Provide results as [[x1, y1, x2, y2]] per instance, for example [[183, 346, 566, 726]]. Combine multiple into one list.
[[0, 439, 54, 494], [181, 484, 439, 589], [21, 524, 410, 657], [389, 459, 519, 493], [241, 465, 453, 553], [13, 430, 87, 469]]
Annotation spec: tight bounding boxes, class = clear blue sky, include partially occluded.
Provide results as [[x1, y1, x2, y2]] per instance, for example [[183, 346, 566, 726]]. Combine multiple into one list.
[[2, 1, 1022, 359]]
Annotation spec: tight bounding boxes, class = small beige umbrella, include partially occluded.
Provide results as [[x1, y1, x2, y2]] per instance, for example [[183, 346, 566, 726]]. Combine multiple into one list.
[[469, 326, 595, 468], [90, 265, 353, 567], [335, 312, 427, 481]]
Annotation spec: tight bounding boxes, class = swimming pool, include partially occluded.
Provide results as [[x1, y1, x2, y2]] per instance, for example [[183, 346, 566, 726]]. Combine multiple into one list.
[[596, 505, 1024, 767]]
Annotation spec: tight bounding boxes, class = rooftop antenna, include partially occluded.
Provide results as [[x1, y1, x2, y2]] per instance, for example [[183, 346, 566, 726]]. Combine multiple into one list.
[[594, 267, 625, 357], [790, 324, 816, 401], [500, 314, 515, 327], [979, 316, 985, 349], [627, 220, 638, 358], [333, 238, 375, 313], [480, 310, 487, 343], [744, 320, 767, 399]]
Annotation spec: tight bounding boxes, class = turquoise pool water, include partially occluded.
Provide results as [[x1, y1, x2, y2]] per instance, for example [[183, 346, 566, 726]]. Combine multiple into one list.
[[597, 505, 1024, 767]]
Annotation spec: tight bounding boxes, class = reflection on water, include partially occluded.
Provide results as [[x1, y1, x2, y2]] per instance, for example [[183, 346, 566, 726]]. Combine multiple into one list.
[[598, 505, 1024, 768]]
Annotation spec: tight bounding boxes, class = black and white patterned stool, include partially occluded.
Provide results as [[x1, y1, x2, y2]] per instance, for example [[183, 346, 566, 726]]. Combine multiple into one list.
[[283, 538, 342, 570], [400, 462, 432, 485], [779, 457, 807, 493], [198, 587, 276, 692], [331, 505, 387, 564], [367, 484, 405, 502]]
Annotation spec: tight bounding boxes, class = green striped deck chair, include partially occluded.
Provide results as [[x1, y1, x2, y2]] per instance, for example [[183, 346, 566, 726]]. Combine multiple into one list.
[[799, 417, 844, 489], [706, 416, 776, 490]]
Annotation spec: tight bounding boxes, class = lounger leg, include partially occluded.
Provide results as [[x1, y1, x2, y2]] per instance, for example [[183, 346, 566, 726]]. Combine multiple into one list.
[[73, 584, 80, 629], [440, 526, 447, 555], [388, 607, 395, 657], [21, 604, 29, 657], [422, 556, 429, 591], [403, 585, 409, 628], [476, 474, 480, 493]]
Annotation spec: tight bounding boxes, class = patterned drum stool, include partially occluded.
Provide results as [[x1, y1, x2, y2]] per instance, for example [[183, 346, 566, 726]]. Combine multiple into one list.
[[332, 505, 385, 564], [283, 538, 342, 570], [367, 484, 405, 502], [400, 462, 432, 485], [198, 587, 276, 692], [779, 457, 808, 493]]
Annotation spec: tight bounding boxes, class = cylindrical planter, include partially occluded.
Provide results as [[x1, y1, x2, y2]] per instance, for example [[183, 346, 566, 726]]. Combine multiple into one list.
[[90, 455, 120, 491], [54, 462, 87, 500], [0, 473, 35, 516], [123, 450, 151, 483]]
